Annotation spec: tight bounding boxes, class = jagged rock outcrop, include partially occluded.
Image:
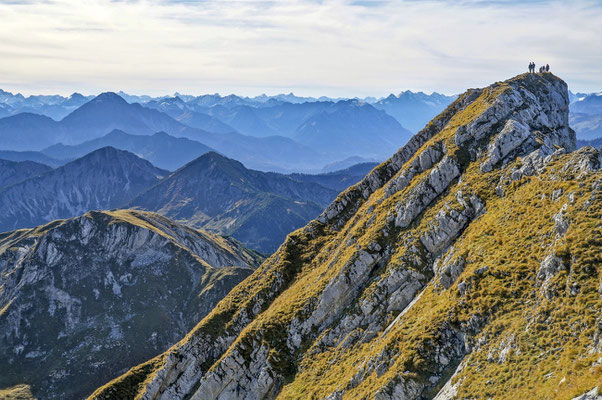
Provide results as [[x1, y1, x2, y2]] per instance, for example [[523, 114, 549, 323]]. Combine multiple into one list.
[[90, 73, 601, 400], [0, 210, 262, 399], [572, 387, 602, 400]]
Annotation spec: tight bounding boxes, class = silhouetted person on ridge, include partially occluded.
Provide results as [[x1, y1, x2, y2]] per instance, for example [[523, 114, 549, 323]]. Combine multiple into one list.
[[528, 62, 533, 73], [546, 64, 550, 72]]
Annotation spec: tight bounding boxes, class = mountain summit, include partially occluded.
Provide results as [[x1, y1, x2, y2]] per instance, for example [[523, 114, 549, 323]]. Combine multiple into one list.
[[91, 73, 602, 400], [0, 210, 262, 399], [0, 146, 167, 232], [128, 151, 339, 253]]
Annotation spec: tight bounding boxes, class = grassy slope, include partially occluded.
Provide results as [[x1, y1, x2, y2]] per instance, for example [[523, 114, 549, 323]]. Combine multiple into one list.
[[90, 74, 601, 399]]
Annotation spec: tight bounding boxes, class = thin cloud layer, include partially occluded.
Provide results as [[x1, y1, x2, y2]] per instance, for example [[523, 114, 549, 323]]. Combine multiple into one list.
[[0, 0, 600, 96]]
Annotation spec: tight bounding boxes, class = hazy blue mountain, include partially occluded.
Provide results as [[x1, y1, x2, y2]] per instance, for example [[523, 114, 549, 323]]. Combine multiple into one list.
[[0, 112, 64, 150], [0, 90, 93, 120], [144, 96, 236, 133], [570, 112, 602, 141], [373, 90, 456, 132], [0, 159, 52, 189], [0, 147, 167, 232], [128, 152, 341, 253], [0, 151, 63, 169], [202, 100, 381, 139], [59, 92, 188, 142], [570, 93, 602, 115], [202, 104, 280, 137], [321, 155, 378, 172], [42, 130, 214, 171], [287, 162, 377, 191], [293, 100, 412, 160], [200, 100, 412, 161], [576, 137, 602, 148], [0, 150, 64, 167], [253, 101, 337, 137], [0, 92, 327, 172]]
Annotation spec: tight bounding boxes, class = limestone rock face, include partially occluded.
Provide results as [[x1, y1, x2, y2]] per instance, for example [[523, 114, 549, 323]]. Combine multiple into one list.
[[91, 74, 602, 400], [0, 210, 262, 399], [572, 387, 602, 400], [480, 119, 535, 172]]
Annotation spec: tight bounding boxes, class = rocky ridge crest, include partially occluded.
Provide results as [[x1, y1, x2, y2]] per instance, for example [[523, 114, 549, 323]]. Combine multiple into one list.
[[91, 74, 601, 400], [0, 210, 262, 399]]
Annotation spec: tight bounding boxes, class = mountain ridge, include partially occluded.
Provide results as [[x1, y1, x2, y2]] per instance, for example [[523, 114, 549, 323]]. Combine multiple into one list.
[[127, 151, 344, 253], [89, 73, 602, 400], [0, 159, 52, 189], [0, 209, 263, 399], [0, 146, 167, 232], [42, 130, 214, 171]]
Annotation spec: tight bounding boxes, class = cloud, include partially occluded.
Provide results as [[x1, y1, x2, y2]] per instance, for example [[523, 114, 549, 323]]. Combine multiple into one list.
[[0, 0, 600, 96]]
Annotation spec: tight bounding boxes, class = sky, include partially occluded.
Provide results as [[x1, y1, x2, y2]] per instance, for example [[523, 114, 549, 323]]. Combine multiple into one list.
[[0, 0, 601, 98]]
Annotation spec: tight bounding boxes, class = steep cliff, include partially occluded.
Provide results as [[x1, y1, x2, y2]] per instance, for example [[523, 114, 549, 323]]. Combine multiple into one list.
[[0, 210, 262, 399], [91, 73, 601, 399]]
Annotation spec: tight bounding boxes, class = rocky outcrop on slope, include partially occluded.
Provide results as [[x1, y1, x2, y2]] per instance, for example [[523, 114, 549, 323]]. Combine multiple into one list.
[[91, 73, 601, 400], [0, 210, 262, 399]]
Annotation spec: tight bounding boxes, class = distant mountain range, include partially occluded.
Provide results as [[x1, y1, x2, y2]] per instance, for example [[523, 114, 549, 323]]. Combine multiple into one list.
[[0, 150, 64, 167], [0, 92, 325, 172], [6, 86, 598, 172], [0, 147, 374, 253], [42, 130, 214, 171], [144, 96, 412, 160], [292, 100, 411, 159], [569, 92, 602, 141], [0, 89, 92, 120], [0, 209, 262, 399], [0, 147, 167, 232], [144, 96, 236, 134], [128, 152, 374, 253], [372, 90, 457, 132], [0, 159, 52, 189], [0, 88, 458, 172], [577, 137, 602, 149]]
